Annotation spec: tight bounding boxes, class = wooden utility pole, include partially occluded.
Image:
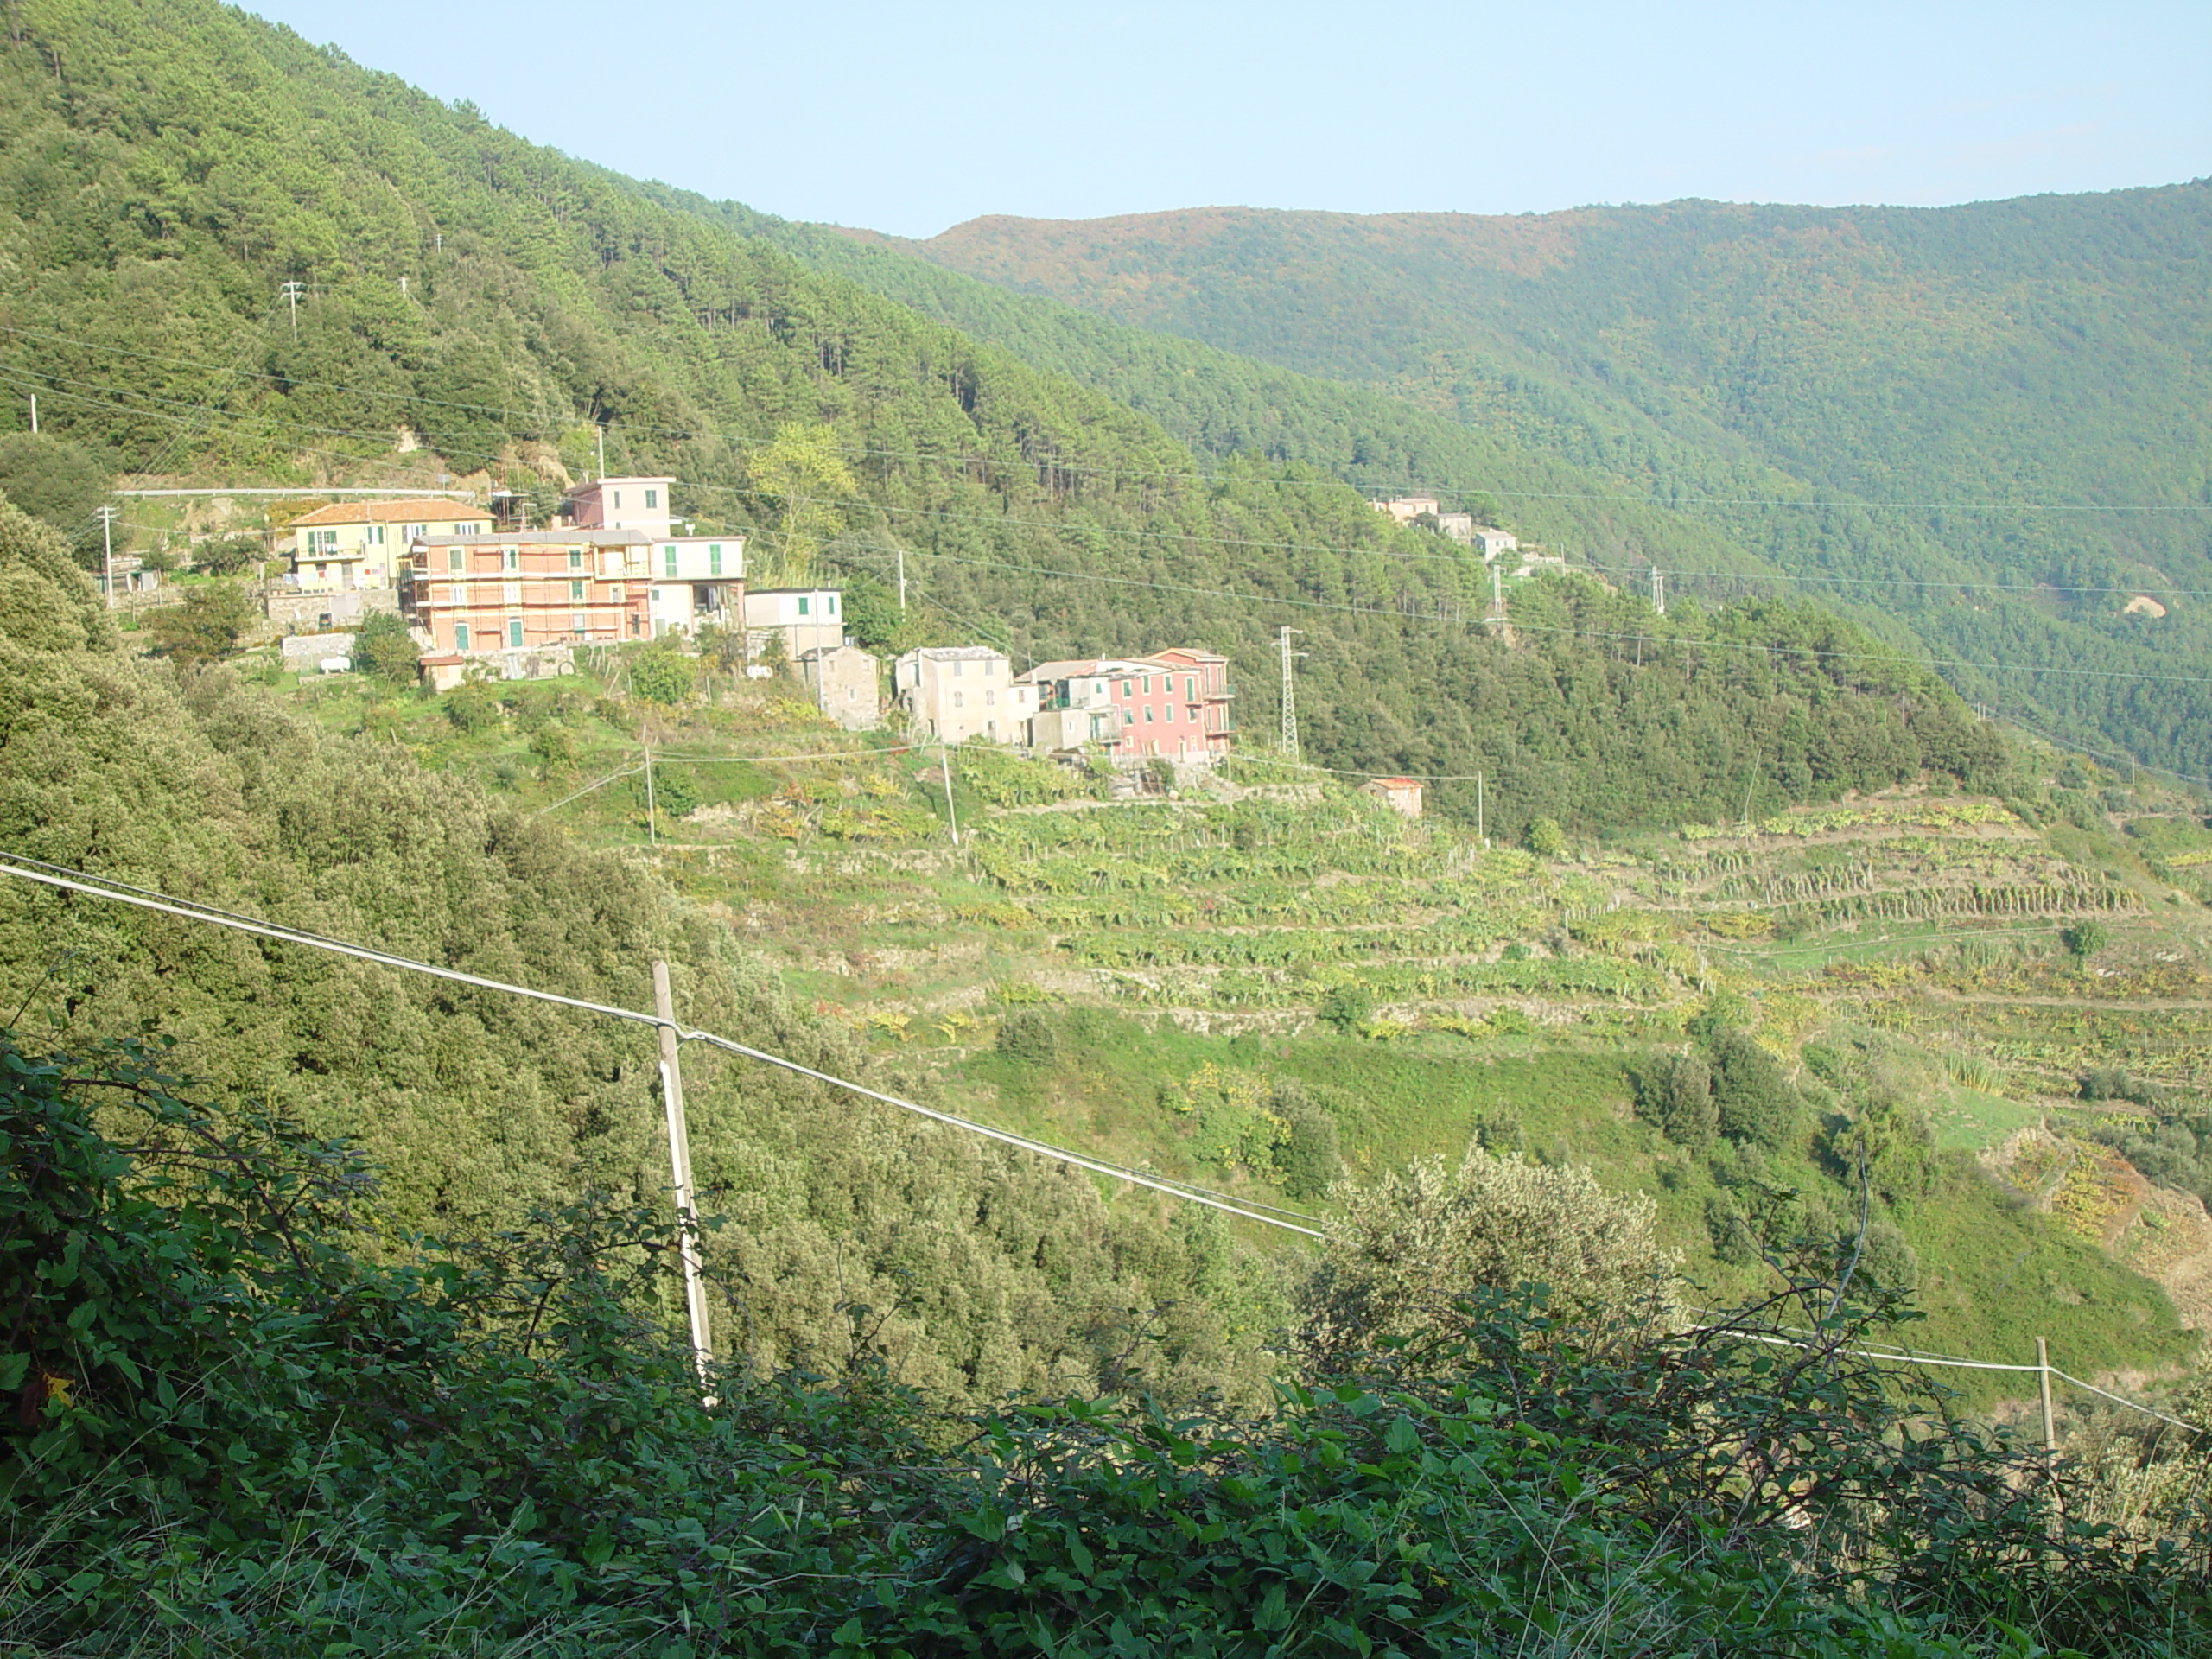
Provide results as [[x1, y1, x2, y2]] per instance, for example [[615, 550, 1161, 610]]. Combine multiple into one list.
[[2037, 1336, 2057, 1454], [652, 959, 712, 1391]]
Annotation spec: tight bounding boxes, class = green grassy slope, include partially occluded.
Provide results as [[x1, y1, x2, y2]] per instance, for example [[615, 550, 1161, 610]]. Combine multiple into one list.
[[735, 193, 2212, 780], [354, 663, 2199, 1391]]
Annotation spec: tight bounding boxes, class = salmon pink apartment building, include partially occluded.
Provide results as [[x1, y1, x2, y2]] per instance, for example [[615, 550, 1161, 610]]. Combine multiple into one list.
[[405, 529, 656, 657], [1017, 647, 1232, 764]]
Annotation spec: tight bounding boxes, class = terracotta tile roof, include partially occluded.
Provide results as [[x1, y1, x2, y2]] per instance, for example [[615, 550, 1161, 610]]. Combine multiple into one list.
[[284, 499, 486, 529]]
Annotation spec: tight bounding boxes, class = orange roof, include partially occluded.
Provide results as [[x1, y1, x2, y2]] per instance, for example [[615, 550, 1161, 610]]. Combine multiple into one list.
[[1365, 777, 1423, 789], [285, 499, 486, 529]]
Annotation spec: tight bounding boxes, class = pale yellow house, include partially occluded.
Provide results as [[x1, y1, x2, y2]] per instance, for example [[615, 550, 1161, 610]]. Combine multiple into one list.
[[284, 499, 492, 594]]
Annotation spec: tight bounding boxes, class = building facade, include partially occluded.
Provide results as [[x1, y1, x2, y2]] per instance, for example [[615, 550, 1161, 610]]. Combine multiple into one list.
[[284, 499, 491, 594], [404, 530, 652, 656], [1360, 777, 1425, 818], [564, 476, 676, 537], [1468, 527, 1519, 563], [797, 645, 881, 731], [643, 535, 746, 639], [744, 588, 844, 659], [1019, 650, 1231, 764], [893, 646, 1033, 744]]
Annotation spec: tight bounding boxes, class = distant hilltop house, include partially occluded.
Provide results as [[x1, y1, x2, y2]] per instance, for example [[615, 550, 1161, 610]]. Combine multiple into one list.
[[1017, 647, 1233, 766], [1360, 776, 1425, 818], [284, 499, 490, 594], [893, 646, 1033, 744], [1370, 496, 1516, 558]]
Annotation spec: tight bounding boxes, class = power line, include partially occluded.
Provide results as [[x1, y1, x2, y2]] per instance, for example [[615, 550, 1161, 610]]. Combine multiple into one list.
[[830, 534, 2212, 690], [18, 353, 2211, 704], [10, 319, 2209, 516], [0, 854, 1324, 1236]]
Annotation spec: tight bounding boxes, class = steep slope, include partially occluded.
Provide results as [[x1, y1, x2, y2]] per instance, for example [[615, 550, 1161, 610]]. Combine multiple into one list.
[[771, 194, 2212, 779], [0, 0, 2010, 828]]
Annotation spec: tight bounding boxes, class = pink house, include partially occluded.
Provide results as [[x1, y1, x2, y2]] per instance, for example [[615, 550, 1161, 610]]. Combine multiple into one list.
[[1017, 647, 1234, 765]]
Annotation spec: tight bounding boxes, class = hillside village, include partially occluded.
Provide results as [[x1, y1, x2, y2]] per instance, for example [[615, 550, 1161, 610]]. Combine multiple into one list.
[[177, 474, 1474, 785]]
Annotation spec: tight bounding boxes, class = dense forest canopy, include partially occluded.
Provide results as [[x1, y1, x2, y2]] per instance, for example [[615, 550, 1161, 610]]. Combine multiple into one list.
[[734, 192, 2212, 782], [0, 0, 2013, 827]]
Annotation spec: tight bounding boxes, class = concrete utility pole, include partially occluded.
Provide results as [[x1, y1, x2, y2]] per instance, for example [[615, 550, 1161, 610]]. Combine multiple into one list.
[[897, 546, 906, 614], [938, 741, 961, 847], [595, 424, 606, 482], [1278, 626, 1303, 761], [97, 505, 118, 609], [280, 280, 304, 342], [2037, 1336, 2057, 1455], [652, 959, 713, 1392], [643, 743, 658, 846], [1651, 566, 1667, 616], [27, 393, 35, 435]]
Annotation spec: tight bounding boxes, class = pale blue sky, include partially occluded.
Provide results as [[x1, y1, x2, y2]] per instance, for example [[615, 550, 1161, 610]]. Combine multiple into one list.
[[251, 1, 2209, 238]]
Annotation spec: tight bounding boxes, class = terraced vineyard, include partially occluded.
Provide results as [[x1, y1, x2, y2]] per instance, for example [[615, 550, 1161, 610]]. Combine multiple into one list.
[[277, 664, 2212, 1389]]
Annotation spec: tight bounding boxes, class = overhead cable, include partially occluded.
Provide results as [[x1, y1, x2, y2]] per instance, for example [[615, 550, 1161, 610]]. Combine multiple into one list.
[[0, 854, 1323, 1236]]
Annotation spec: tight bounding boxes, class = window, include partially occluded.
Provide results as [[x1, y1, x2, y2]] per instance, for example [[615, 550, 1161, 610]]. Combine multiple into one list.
[[826, 594, 837, 615], [570, 612, 588, 632], [508, 619, 524, 649], [502, 549, 518, 572], [645, 488, 658, 510], [1165, 703, 1176, 721], [365, 525, 385, 546], [314, 563, 327, 581], [454, 622, 470, 652], [612, 490, 622, 509], [953, 690, 964, 709], [503, 582, 521, 606], [1186, 677, 1196, 699], [570, 579, 585, 601], [448, 548, 463, 572], [664, 547, 677, 576], [709, 544, 721, 576], [1120, 681, 1132, 697], [1144, 705, 1154, 721], [797, 596, 810, 617], [951, 657, 961, 676], [569, 550, 583, 571], [985, 689, 995, 707], [1094, 681, 1105, 698]]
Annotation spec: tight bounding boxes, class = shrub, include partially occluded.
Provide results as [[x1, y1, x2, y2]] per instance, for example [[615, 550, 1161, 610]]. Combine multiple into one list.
[[1315, 982, 1371, 1033], [444, 679, 501, 733], [1522, 817, 1566, 857], [1637, 1052, 1718, 1152], [147, 582, 256, 664], [1270, 1080, 1343, 1199], [195, 532, 263, 575], [1707, 1029, 1800, 1151], [650, 763, 700, 820], [1299, 1148, 1675, 1363], [2063, 919, 2109, 964], [528, 721, 580, 779], [996, 1008, 1058, 1062], [630, 645, 697, 706], [353, 608, 418, 686]]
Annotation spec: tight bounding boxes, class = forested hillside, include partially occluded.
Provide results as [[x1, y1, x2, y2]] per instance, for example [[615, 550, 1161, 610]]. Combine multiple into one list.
[[0, 489, 1290, 1403], [0, 0, 2013, 829], [766, 194, 2212, 779]]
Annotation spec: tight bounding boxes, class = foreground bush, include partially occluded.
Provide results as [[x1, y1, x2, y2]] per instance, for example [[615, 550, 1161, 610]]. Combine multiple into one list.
[[5, 1034, 2208, 1656]]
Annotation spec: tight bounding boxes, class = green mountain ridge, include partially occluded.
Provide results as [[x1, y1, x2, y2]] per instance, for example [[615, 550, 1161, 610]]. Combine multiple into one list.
[[0, 0, 2013, 836], [716, 191, 2212, 781]]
